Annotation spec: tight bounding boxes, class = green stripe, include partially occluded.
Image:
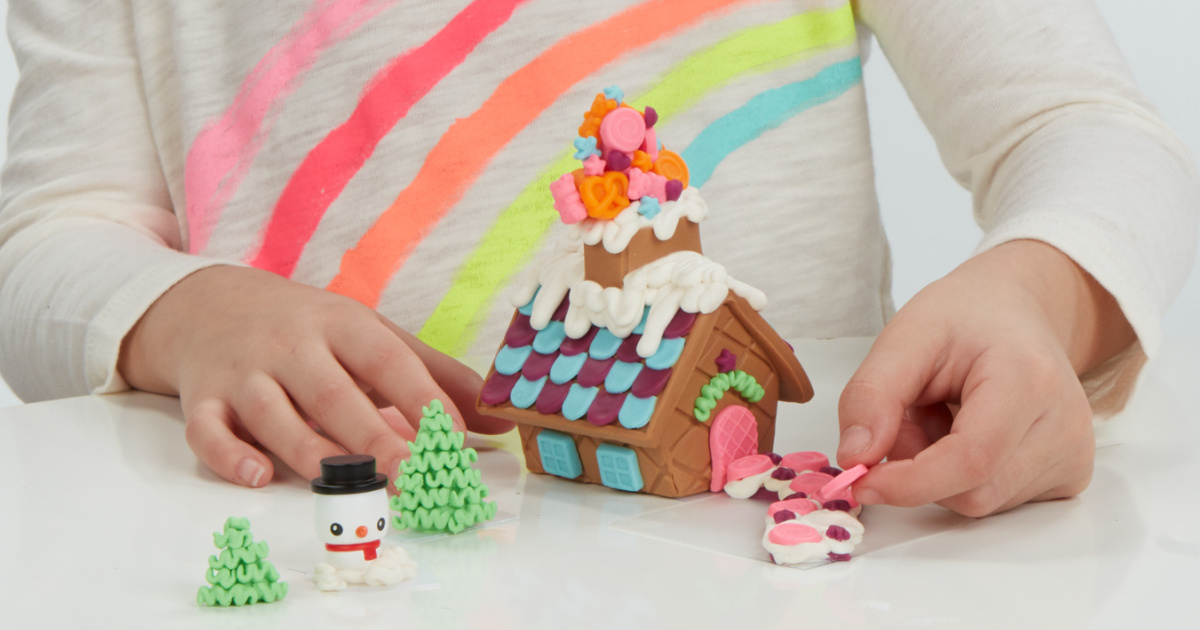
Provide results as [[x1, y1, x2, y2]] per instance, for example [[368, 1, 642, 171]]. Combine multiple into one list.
[[418, 3, 857, 356]]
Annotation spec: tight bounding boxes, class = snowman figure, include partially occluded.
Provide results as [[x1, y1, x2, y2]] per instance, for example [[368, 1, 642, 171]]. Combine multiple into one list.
[[311, 454, 417, 591]]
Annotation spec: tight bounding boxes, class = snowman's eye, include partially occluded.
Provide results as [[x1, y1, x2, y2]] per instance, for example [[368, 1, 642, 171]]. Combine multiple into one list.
[[330, 523, 343, 536], [377, 518, 385, 531]]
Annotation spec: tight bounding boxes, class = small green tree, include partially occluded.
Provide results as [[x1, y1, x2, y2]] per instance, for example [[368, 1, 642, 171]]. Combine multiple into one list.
[[197, 517, 288, 607], [391, 400, 497, 534]]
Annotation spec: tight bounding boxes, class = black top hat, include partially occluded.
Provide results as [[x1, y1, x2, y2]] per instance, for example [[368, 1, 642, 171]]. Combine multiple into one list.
[[310, 454, 389, 495]]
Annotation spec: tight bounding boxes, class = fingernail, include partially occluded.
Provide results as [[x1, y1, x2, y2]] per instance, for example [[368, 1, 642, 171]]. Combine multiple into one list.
[[838, 425, 872, 459], [236, 458, 265, 488], [855, 488, 884, 505]]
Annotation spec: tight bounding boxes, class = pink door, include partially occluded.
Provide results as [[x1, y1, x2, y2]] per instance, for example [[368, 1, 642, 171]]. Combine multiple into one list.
[[709, 405, 759, 492]]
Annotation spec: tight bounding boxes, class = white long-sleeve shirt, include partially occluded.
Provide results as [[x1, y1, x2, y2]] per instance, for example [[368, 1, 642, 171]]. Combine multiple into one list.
[[1, 0, 1195, 410]]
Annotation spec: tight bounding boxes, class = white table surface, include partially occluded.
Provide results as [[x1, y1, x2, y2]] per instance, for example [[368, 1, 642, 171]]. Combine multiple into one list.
[[2, 337, 1197, 629]]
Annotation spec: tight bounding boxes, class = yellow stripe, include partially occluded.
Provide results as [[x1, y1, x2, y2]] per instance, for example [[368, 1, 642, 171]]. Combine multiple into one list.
[[418, 3, 856, 356]]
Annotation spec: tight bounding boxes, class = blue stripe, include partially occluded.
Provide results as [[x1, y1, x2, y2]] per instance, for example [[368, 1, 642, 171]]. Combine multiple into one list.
[[682, 58, 863, 188]]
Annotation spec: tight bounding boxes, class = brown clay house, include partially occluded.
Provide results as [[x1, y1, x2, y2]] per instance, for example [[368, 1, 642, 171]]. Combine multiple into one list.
[[477, 215, 814, 498]]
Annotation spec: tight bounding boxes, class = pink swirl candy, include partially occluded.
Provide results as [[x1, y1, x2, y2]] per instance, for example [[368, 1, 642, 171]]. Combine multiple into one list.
[[768, 522, 822, 546], [600, 107, 647, 153]]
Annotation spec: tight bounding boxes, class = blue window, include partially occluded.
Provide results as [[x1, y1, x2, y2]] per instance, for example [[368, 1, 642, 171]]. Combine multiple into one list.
[[595, 444, 644, 492], [537, 430, 582, 479]]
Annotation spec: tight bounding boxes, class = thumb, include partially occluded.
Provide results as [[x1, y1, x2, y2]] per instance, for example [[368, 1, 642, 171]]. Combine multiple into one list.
[[837, 319, 944, 468]]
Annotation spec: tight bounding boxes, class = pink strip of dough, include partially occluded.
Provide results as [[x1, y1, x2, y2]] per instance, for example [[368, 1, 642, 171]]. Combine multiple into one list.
[[768, 522, 822, 546], [727, 454, 773, 482]]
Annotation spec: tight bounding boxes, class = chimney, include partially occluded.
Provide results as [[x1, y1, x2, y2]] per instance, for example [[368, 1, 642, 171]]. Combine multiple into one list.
[[583, 218, 703, 288]]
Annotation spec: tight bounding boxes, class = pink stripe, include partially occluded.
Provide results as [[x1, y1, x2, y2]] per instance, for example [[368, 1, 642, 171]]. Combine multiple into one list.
[[248, 0, 530, 276], [185, 0, 395, 254]]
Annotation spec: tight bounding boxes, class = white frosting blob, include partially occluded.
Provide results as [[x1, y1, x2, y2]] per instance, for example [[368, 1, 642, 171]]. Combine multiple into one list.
[[512, 245, 767, 357], [575, 186, 709, 254], [762, 508, 866, 565]]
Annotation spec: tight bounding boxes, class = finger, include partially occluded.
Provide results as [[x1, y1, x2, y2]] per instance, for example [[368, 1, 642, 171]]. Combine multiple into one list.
[[378, 315, 514, 434], [231, 373, 345, 481], [183, 397, 274, 488], [853, 367, 1039, 507], [837, 317, 948, 468], [277, 350, 412, 479], [330, 320, 461, 433], [373, 316, 513, 435], [886, 404, 953, 462]]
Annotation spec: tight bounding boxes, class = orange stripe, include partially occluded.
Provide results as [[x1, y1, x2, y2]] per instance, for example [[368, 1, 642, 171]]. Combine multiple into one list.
[[327, 0, 753, 306]]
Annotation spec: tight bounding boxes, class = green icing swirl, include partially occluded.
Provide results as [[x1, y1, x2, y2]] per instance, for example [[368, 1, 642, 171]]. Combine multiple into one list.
[[692, 370, 766, 422]]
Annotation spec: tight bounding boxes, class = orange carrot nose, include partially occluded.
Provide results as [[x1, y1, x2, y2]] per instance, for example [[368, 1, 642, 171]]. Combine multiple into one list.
[[356, 525, 368, 538]]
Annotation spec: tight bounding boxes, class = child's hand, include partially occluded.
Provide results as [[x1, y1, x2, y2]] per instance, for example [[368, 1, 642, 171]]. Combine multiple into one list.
[[118, 266, 513, 487], [836, 240, 1135, 516]]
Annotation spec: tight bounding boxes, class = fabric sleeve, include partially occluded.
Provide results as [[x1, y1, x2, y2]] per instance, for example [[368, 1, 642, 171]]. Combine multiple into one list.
[[855, 0, 1200, 414], [0, 1, 228, 402]]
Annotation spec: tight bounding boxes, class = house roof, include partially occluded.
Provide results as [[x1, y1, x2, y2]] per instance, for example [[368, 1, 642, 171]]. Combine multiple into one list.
[[480, 293, 696, 431], [479, 291, 813, 438]]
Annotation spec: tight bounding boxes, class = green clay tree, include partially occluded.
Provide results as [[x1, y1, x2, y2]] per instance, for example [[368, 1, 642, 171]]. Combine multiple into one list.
[[391, 400, 498, 534], [197, 517, 288, 607]]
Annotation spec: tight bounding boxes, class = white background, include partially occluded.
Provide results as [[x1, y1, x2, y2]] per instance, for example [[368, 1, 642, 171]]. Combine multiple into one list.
[[0, 0, 1197, 407]]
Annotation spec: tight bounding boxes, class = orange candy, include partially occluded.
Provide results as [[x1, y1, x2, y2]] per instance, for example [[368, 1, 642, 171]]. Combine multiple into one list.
[[651, 149, 689, 188], [631, 150, 653, 172], [579, 171, 630, 220], [578, 118, 600, 140], [571, 168, 586, 188]]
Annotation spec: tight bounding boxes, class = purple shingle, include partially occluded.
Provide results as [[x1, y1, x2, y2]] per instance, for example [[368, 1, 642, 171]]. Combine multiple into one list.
[[586, 391, 628, 426], [480, 372, 520, 405], [631, 368, 672, 398], [559, 328, 598, 356], [504, 314, 537, 348], [535, 381, 572, 415], [576, 356, 616, 388], [551, 298, 570, 322], [616, 334, 643, 362], [663, 310, 697, 338], [522, 351, 557, 381]]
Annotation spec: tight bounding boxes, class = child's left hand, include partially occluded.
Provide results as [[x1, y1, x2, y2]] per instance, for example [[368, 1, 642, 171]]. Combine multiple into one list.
[[835, 240, 1136, 516]]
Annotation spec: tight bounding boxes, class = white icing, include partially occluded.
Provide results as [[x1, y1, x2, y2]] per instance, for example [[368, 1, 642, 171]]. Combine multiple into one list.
[[723, 469, 773, 499], [511, 196, 766, 357], [762, 509, 866, 565], [575, 186, 709, 254]]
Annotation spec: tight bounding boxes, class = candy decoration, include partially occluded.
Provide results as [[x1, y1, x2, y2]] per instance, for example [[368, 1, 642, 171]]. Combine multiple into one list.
[[652, 149, 689, 187], [603, 85, 625, 104], [628, 168, 667, 202], [550, 173, 588, 224], [600, 107, 648, 153], [715, 349, 738, 373], [631, 150, 653, 172], [637, 197, 661, 220], [573, 136, 600, 160], [642, 128, 659, 161], [582, 154, 606, 176], [643, 106, 658, 128], [665, 179, 683, 202], [579, 171, 631, 220], [606, 150, 632, 173]]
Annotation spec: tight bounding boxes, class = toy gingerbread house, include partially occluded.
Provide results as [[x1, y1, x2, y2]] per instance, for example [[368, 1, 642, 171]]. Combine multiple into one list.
[[477, 88, 813, 498]]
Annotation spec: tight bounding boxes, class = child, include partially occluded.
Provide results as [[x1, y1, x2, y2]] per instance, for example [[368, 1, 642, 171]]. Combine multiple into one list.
[[0, 0, 1194, 517]]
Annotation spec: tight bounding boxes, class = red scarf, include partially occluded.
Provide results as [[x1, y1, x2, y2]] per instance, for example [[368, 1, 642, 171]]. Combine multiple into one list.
[[325, 539, 381, 560]]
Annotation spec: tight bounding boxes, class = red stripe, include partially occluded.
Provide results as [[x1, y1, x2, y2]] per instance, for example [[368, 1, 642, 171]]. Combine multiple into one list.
[[249, 0, 530, 276]]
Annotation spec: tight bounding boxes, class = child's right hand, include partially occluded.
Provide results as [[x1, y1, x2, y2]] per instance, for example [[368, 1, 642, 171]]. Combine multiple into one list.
[[117, 265, 513, 487]]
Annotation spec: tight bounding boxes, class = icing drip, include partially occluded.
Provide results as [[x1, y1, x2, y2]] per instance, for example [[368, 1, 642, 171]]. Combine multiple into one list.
[[575, 187, 709, 255], [513, 242, 767, 358]]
